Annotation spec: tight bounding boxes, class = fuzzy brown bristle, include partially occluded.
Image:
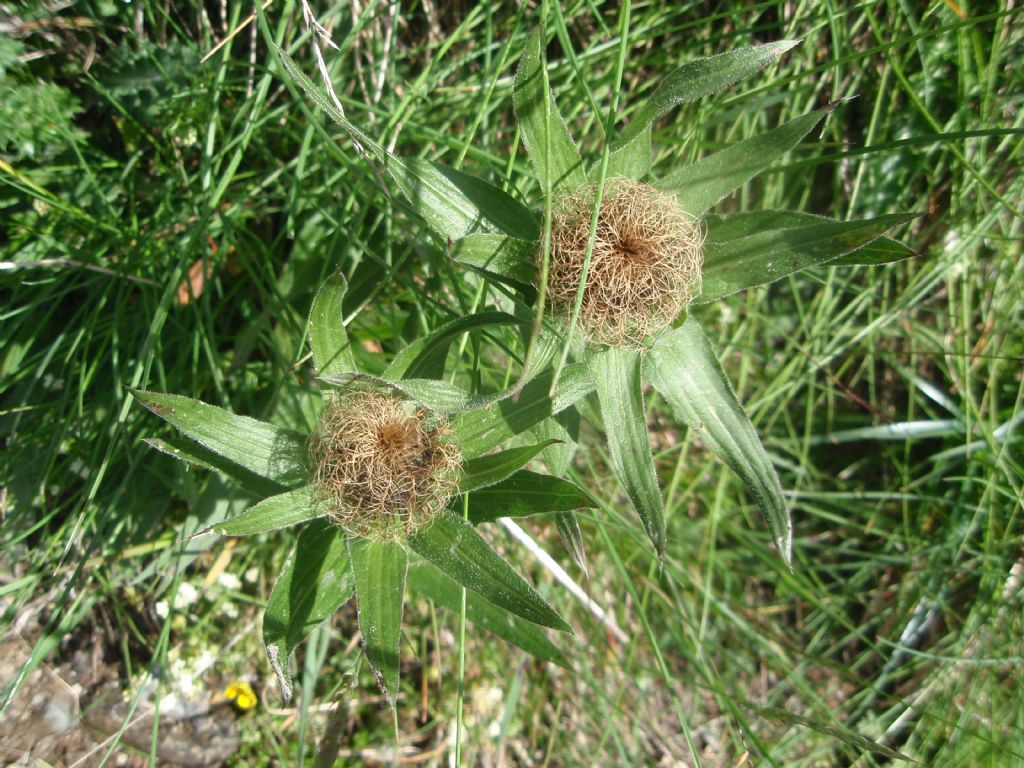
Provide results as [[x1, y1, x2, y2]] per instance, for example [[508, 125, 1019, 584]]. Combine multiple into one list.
[[546, 177, 703, 347], [307, 392, 461, 541]]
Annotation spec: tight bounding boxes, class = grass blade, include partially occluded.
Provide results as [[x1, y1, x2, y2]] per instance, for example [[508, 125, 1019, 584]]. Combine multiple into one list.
[[587, 346, 666, 559], [554, 512, 588, 576], [645, 317, 792, 565]]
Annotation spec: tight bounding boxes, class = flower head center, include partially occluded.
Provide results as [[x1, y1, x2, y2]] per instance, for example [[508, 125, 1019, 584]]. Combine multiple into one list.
[[544, 177, 704, 347], [308, 392, 461, 541]]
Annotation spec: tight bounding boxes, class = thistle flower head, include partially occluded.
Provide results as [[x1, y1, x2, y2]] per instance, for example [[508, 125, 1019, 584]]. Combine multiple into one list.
[[546, 177, 704, 347], [308, 391, 461, 541]]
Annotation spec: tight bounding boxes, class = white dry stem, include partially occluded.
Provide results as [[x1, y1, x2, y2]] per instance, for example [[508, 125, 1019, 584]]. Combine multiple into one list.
[[199, 0, 273, 65], [301, 0, 369, 158], [499, 518, 629, 645]]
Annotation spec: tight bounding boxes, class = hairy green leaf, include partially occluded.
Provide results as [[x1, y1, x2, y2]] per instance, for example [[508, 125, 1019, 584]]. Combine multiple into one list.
[[450, 234, 538, 287], [831, 234, 918, 266], [278, 47, 534, 241], [656, 106, 833, 215], [143, 436, 284, 497], [515, 28, 586, 193], [348, 537, 408, 708], [131, 390, 306, 486], [532, 409, 580, 477], [466, 470, 597, 524], [201, 487, 322, 537], [554, 512, 588, 576], [604, 124, 652, 179], [611, 41, 800, 152], [699, 211, 917, 302], [450, 362, 595, 458], [646, 317, 792, 565], [459, 440, 560, 493], [263, 520, 354, 702], [308, 272, 355, 378], [320, 372, 472, 415], [408, 511, 570, 631], [408, 563, 570, 668], [392, 158, 538, 241], [588, 346, 665, 558], [384, 310, 525, 381]]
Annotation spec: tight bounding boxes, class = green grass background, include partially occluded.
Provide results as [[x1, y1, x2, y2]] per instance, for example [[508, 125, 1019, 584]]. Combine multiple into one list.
[[1, 0, 1021, 765]]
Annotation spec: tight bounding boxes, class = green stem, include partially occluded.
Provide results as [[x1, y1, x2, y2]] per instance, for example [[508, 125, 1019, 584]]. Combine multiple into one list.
[[454, 492, 470, 766], [549, 0, 633, 396]]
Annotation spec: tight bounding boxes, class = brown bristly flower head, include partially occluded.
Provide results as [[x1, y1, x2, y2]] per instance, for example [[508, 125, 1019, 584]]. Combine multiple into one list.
[[546, 177, 704, 347], [307, 391, 462, 541]]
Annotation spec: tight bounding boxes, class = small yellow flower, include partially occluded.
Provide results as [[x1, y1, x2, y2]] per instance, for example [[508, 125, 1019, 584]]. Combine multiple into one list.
[[223, 681, 258, 711]]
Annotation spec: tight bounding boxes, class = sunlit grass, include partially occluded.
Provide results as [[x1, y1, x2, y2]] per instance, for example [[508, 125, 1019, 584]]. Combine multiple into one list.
[[1, 1, 1021, 765]]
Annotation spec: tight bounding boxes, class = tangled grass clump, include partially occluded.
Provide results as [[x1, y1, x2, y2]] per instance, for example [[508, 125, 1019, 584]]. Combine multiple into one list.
[[546, 177, 704, 347], [308, 391, 462, 541]]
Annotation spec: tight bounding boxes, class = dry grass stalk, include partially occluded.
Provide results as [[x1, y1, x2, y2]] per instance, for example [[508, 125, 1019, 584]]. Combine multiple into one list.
[[546, 177, 704, 347], [308, 392, 461, 541]]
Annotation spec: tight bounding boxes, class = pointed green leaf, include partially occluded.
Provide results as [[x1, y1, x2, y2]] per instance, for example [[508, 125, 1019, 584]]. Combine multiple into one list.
[[384, 310, 525, 381], [514, 28, 586, 193], [263, 520, 354, 702], [587, 346, 665, 558], [699, 211, 918, 302], [408, 511, 570, 632], [202, 487, 322, 537], [144, 436, 285, 498], [532, 408, 580, 477], [555, 512, 588, 576], [831, 235, 918, 266], [459, 440, 560, 493], [309, 273, 355, 378], [645, 317, 792, 565], [391, 158, 539, 241], [695, 210, 917, 266], [321, 372, 472, 414], [131, 390, 306, 486], [604, 124, 652, 180], [348, 538, 408, 707], [656, 106, 833, 215], [450, 234, 537, 287], [277, 48, 534, 242], [466, 470, 596, 524], [408, 563, 569, 669], [611, 41, 800, 152], [450, 362, 595, 458]]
